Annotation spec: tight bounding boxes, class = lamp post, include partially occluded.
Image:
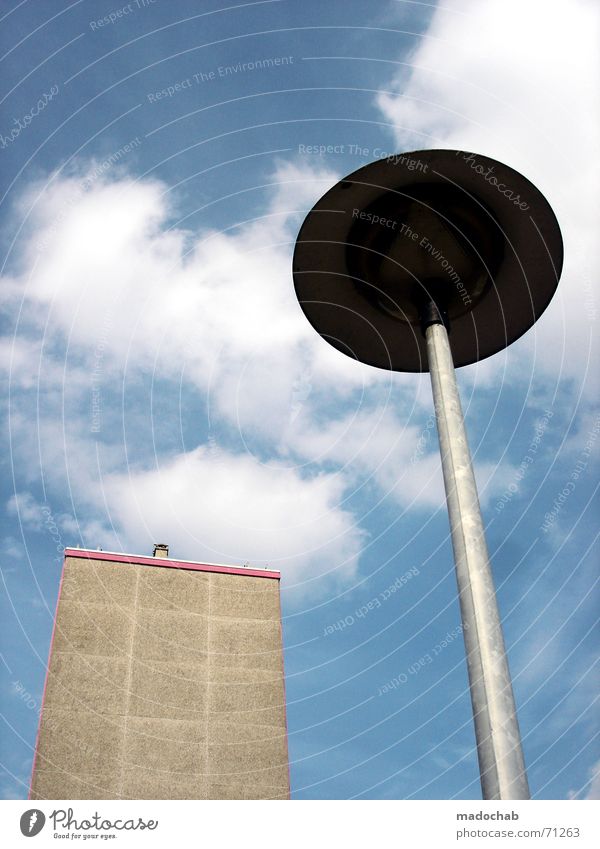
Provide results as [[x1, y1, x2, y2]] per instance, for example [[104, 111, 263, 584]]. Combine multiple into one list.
[[292, 149, 563, 800]]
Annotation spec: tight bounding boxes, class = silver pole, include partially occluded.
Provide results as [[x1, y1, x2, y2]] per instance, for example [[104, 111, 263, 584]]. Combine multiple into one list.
[[425, 320, 530, 800]]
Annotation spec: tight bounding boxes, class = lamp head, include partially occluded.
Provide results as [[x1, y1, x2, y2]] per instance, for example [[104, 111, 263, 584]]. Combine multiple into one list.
[[293, 150, 563, 372]]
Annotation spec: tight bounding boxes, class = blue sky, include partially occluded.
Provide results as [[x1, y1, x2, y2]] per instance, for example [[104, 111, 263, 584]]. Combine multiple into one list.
[[0, 0, 598, 800]]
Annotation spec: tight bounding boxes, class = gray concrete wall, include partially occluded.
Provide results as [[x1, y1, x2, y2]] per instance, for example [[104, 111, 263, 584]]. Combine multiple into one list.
[[30, 555, 289, 800]]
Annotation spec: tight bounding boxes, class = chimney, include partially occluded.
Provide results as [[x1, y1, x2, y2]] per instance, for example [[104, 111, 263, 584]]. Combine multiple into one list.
[[153, 543, 169, 558]]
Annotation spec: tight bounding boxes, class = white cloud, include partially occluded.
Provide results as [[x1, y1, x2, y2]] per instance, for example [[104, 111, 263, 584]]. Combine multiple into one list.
[[583, 759, 600, 799], [6, 492, 46, 531], [95, 446, 366, 594], [376, 0, 600, 393], [1, 536, 26, 560], [0, 337, 62, 391], [5, 160, 360, 426], [287, 405, 443, 507]]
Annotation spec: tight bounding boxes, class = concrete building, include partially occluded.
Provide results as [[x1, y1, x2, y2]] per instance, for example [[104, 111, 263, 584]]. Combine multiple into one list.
[[30, 546, 289, 800]]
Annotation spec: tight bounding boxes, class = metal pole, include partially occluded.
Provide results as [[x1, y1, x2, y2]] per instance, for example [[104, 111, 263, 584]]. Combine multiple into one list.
[[425, 319, 530, 800]]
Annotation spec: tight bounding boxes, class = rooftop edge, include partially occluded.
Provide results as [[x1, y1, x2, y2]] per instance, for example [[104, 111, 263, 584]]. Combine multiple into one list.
[[63, 547, 281, 580]]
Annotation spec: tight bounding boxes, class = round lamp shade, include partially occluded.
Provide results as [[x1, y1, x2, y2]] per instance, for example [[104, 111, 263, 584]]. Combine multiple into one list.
[[292, 150, 563, 372]]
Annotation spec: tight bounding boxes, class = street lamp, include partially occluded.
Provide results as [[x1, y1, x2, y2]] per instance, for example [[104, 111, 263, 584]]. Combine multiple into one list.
[[292, 149, 563, 800]]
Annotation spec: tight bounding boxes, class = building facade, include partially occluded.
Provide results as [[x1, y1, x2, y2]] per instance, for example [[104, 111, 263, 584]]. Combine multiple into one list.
[[30, 546, 289, 800]]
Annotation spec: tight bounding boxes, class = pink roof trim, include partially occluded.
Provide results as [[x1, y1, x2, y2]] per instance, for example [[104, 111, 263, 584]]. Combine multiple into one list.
[[63, 548, 281, 579]]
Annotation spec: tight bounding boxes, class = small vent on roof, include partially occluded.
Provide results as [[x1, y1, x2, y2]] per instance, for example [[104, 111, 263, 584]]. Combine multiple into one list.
[[153, 543, 169, 558]]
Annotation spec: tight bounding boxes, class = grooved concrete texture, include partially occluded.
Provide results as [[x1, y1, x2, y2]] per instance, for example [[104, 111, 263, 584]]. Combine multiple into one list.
[[30, 552, 289, 800]]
